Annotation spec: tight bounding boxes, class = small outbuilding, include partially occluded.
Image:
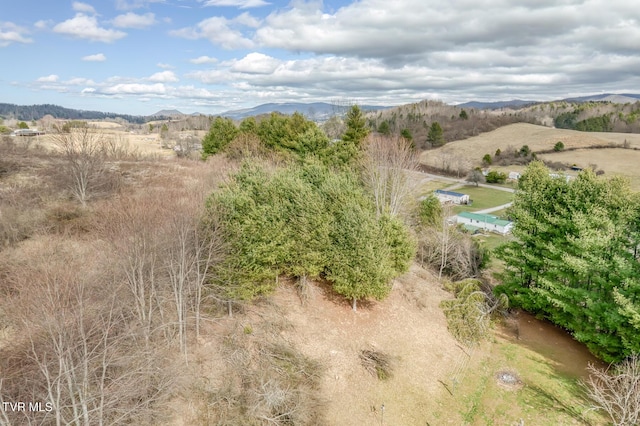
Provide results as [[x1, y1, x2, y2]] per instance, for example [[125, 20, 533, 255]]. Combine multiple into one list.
[[455, 212, 513, 235]]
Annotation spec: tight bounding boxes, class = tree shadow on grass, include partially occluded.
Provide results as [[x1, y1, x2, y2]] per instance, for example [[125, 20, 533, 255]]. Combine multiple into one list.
[[523, 383, 595, 426]]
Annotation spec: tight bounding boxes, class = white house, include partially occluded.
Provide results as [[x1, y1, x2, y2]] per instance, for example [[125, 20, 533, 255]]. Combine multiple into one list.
[[456, 212, 513, 235], [434, 189, 470, 205]]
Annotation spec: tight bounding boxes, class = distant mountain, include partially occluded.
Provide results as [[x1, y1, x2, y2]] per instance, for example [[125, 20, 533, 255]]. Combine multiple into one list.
[[150, 109, 185, 117], [562, 94, 640, 104], [221, 102, 390, 120], [456, 99, 537, 109], [0, 103, 147, 124]]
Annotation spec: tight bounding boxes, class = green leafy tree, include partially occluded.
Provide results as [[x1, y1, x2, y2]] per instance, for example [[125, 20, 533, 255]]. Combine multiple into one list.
[[427, 122, 444, 147], [18, 121, 29, 129], [418, 195, 442, 226], [342, 105, 369, 147], [575, 115, 612, 132], [554, 141, 565, 152], [207, 162, 414, 310], [519, 145, 531, 157], [400, 128, 413, 142], [297, 126, 330, 156], [202, 117, 238, 158], [485, 170, 507, 184], [238, 116, 257, 134], [256, 112, 318, 156], [496, 161, 640, 362], [495, 148, 501, 157], [482, 153, 492, 165], [323, 139, 360, 168], [377, 120, 391, 135], [459, 109, 468, 120]]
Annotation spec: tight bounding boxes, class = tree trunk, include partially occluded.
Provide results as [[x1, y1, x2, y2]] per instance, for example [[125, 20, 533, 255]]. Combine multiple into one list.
[[352, 297, 357, 312]]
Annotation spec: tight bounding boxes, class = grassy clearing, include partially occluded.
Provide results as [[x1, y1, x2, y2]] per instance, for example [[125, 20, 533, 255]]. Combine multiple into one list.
[[452, 185, 513, 213], [413, 178, 451, 197], [431, 335, 607, 425], [475, 233, 512, 252]]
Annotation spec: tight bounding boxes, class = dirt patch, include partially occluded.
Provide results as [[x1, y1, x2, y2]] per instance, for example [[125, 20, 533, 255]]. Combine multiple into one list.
[[180, 264, 463, 426], [270, 266, 463, 426]]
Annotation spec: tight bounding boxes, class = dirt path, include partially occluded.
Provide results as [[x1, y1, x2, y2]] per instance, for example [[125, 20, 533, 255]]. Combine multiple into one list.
[[474, 202, 513, 214]]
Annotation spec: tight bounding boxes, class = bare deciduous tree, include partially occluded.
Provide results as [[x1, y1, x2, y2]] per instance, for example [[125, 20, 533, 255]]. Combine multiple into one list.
[[585, 354, 640, 426], [164, 195, 223, 357], [0, 237, 175, 426], [94, 195, 169, 343], [417, 208, 485, 281], [438, 204, 452, 279], [466, 169, 485, 187], [52, 127, 108, 207], [361, 134, 418, 218]]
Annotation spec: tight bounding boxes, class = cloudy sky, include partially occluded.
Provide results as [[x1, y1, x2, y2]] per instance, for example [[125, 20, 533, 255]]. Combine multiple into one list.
[[1, 0, 639, 115]]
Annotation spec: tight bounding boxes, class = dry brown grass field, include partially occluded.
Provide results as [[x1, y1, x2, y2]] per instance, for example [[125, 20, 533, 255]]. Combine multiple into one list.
[[420, 123, 640, 189], [29, 121, 206, 158], [538, 148, 640, 190]]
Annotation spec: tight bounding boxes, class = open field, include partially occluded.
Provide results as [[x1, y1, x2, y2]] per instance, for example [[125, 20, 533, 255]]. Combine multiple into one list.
[[538, 148, 640, 190], [421, 123, 640, 168], [18, 121, 205, 158], [451, 185, 514, 214]]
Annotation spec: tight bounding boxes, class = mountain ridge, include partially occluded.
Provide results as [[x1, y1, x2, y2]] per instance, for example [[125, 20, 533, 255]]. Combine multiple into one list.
[[2, 93, 639, 122]]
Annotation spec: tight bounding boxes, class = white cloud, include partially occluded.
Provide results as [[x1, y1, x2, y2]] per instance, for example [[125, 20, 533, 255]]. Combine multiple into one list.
[[72, 2, 96, 14], [200, 0, 269, 8], [170, 14, 255, 49], [230, 52, 281, 74], [66, 77, 97, 85], [82, 53, 106, 61], [115, 0, 164, 11], [190, 55, 218, 64], [34, 20, 53, 30], [104, 83, 167, 95], [37, 75, 59, 83], [112, 12, 156, 29], [148, 71, 179, 82], [53, 13, 127, 42], [22, 0, 640, 110], [157, 63, 174, 69], [234, 12, 260, 28], [0, 22, 32, 46]]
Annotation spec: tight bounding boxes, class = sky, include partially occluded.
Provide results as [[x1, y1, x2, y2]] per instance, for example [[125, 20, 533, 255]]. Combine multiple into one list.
[[1, 0, 640, 116]]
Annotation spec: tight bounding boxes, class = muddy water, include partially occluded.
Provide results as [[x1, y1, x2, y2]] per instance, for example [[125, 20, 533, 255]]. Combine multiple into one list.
[[500, 310, 606, 379]]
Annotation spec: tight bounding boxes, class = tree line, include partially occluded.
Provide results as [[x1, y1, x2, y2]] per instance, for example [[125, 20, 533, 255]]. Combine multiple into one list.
[[496, 161, 640, 362], [0, 103, 160, 124]]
